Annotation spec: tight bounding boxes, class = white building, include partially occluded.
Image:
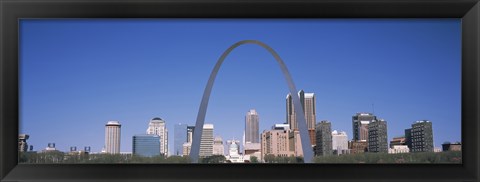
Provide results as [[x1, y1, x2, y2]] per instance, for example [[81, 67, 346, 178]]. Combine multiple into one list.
[[146, 117, 168, 156], [213, 136, 225, 156], [105, 121, 121, 154], [332, 130, 349, 155], [226, 139, 249, 163], [272, 123, 290, 130], [199, 124, 214, 157], [388, 145, 410, 154], [182, 142, 192, 156]]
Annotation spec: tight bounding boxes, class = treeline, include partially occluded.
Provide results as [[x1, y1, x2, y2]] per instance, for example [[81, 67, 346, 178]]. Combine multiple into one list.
[[263, 154, 304, 163], [313, 151, 462, 163], [19, 151, 461, 164], [19, 152, 191, 164]]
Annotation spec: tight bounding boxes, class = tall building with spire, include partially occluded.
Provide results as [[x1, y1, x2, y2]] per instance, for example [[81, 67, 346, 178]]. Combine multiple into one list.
[[286, 90, 317, 145], [105, 121, 121, 154], [146, 117, 168, 156], [245, 109, 260, 144]]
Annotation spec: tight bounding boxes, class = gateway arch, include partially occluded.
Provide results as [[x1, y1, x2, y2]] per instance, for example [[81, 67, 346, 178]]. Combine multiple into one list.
[[189, 40, 314, 163]]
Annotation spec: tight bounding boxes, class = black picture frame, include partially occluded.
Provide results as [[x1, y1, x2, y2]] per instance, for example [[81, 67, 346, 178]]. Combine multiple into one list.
[[1, 0, 479, 181]]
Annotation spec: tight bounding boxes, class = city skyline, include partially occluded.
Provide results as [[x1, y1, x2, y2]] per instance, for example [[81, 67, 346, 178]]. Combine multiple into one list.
[[19, 19, 461, 154]]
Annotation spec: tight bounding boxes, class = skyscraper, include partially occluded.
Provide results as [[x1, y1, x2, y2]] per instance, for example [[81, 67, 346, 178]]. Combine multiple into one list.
[[146, 117, 168, 156], [245, 109, 260, 143], [187, 126, 195, 143], [132, 134, 160, 157], [315, 120, 332, 156], [352, 113, 377, 141], [213, 136, 225, 156], [409, 120, 434, 152], [174, 123, 188, 156], [105, 121, 121, 154], [18, 134, 29, 152], [199, 124, 214, 157], [286, 90, 316, 145], [331, 130, 349, 155], [368, 119, 388, 153]]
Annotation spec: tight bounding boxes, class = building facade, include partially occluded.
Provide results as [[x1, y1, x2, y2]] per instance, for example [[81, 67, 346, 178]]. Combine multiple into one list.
[[105, 121, 121, 154], [132, 134, 160, 157], [261, 128, 294, 161], [213, 136, 225, 156], [315, 120, 332, 156], [349, 140, 368, 154], [389, 136, 407, 148], [225, 139, 249, 163], [332, 130, 349, 155], [352, 113, 377, 141], [174, 123, 188, 156], [442, 142, 461, 151], [286, 90, 317, 145], [199, 124, 214, 157], [288, 130, 303, 157], [146, 117, 168, 156], [182, 142, 192, 156], [244, 142, 261, 160], [187, 126, 195, 143], [405, 128, 412, 149], [18, 134, 30, 152], [388, 145, 410, 154], [368, 119, 388, 153], [409, 120, 434, 152], [245, 109, 260, 143]]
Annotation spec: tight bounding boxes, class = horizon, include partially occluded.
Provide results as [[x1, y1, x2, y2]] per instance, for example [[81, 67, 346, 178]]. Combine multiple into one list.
[[19, 19, 461, 154]]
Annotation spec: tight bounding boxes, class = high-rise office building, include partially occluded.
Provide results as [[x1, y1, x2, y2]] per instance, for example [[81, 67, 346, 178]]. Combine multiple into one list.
[[286, 90, 317, 145], [146, 117, 168, 156], [352, 113, 377, 141], [182, 125, 195, 156], [405, 128, 412, 149], [245, 109, 260, 143], [174, 123, 188, 156], [199, 124, 214, 157], [132, 134, 160, 157], [409, 120, 434, 152], [368, 119, 388, 153], [315, 120, 332, 156], [213, 136, 225, 156], [18, 134, 29, 152], [187, 126, 195, 143], [105, 121, 121, 154], [332, 130, 349, 155]]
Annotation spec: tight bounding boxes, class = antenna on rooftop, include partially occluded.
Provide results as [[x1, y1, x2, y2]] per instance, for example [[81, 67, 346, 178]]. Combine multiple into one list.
[[372, 102, 375, 114]]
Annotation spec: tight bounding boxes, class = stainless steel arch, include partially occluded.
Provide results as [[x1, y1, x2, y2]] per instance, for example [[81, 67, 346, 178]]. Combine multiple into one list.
[[189, 40, 314, 163]]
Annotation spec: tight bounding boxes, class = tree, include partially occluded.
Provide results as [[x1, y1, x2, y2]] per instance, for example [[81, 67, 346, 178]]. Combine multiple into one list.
[[264, 154, 276, 163], [250, 156, 259, 163], [201, 155, 226, 163]]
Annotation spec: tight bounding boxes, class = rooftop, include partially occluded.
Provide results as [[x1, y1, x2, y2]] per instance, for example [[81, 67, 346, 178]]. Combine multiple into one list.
[[106, 121, 120, 125]]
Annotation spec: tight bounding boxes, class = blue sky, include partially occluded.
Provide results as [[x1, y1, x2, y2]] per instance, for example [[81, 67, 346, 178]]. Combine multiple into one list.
[[19, 19, 461, 154]]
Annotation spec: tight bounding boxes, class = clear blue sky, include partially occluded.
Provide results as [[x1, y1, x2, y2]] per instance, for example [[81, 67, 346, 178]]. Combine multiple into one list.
[[19, 19, 461, 154]]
